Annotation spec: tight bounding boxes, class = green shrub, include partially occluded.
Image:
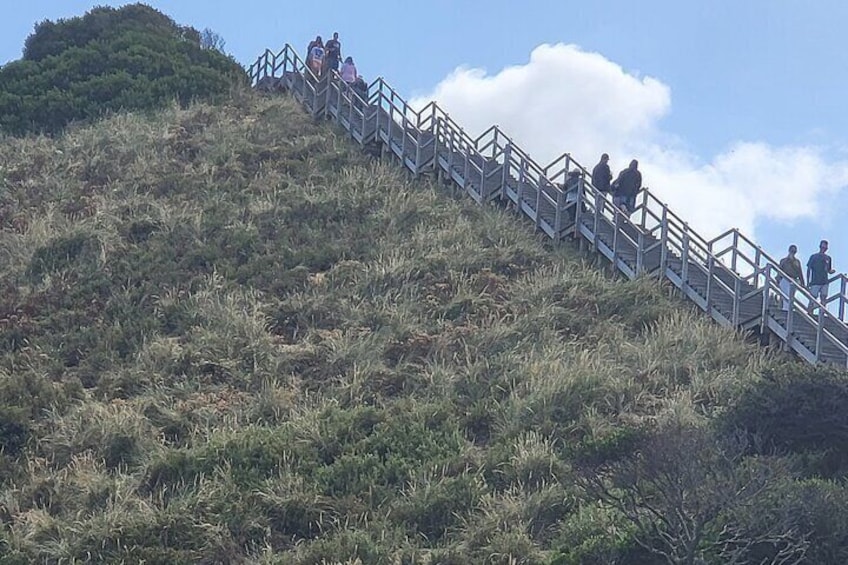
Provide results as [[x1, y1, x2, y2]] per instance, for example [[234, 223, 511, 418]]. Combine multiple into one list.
[[0, 371, 83, 455], [27, 232, 101, 282], [550, 503, 649, 565], [722, 364, 848, 478], [392, 474, 482, 540], [0, 4, 245, 135]]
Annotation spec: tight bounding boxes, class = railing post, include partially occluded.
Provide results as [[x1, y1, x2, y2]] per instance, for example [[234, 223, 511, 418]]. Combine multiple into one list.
[[534, 174, 544, 228], [592, 189, 602, 252], [447, 127, 455, 180], [517, 156, 526, 214], [433, 112, 442, 168], [681, 228, 690, 286], [636, 228, 645, 274], [554, 184, 563, 238], [659, 207, 669, 277], [731, 229, 739, 273], [733, 277, 741, 326], [760, 279, 770, 337], [786, 283, 795, 350], [612, 211, 620, 269], [413, 110, 424, 175], [815, 308, 824, 362], [335, 81, 343, 124], [501, 144, 511, 201], [706, 256, 714, 316], [574, 178, 584, 240], [462, 140, 470, 193], [480, 155, 486, 200], [400, 114, 407, 165]]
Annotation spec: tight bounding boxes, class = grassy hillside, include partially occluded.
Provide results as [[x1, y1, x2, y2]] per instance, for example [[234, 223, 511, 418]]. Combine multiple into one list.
[[1, 93, 848, 564]]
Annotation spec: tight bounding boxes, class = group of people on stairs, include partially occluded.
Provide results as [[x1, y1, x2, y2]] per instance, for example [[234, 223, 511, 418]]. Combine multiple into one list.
[[590, 153, 642, 216], [299, 39, 842, 318], [588, 154, 839, 315], [306, 32, 368, 101], [778, 240, 836, 314]]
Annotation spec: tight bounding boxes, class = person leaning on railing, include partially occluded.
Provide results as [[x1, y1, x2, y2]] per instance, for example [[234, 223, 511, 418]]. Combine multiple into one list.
[[777, 244, 805, 312]]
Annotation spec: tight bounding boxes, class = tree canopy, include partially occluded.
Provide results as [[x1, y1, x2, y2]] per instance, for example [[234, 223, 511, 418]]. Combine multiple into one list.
[[0, 3, 245, 135]]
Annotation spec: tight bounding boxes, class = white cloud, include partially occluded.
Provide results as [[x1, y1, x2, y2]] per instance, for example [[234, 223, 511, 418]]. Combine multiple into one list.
[[409, 43, 848, 242]]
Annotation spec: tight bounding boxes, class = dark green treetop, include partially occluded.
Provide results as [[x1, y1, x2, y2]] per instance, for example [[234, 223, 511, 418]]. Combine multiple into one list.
[[0, 3, 246, 135]]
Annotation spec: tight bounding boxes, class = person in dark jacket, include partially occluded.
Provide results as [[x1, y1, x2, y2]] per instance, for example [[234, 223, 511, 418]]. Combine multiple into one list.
[[591, 153, 612, 193], [612, 159, 642, 214], [324, 32, 342, 75]]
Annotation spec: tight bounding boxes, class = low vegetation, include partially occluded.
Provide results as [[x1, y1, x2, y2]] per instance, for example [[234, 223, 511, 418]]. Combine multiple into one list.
[[1, 91, 847, 563]]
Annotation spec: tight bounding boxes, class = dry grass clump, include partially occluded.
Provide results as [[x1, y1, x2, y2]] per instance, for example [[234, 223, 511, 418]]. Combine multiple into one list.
[[0, 92, 840, 564]]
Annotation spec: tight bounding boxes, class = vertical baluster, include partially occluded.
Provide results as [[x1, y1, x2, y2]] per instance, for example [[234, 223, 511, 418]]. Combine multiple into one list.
[[592, 188, 601, 252], [554, 184, 562, 238], [731, 229, 739, 273], [534, 167, 542, 229], [573, 177, 583, 241], [612, 211, 621, 271], [501, 144, 511, 201], [706, 256, 714, 315], [786, 274, 795, 349], [733, 277, 741, 326], [636, 229, 644, 274], [659, 207, 668, 277]]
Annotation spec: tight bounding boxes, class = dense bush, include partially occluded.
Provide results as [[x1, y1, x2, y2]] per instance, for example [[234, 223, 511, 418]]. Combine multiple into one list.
[[0, 3, 245, 135], [722, 363, 848, 478]]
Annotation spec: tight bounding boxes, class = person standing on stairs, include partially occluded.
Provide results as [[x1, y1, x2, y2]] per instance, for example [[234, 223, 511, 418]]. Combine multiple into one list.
[[351, 75, 368, 108], [308, 38, 325, 78], [324, 32, 342, 76], [591, 153, 612, 193], [564, 169, 582, 206], [306, 36, 321, 67], [778, 244, 805, 311], [340, 56, 358, 84], [612, 159, 641, 215], [806, 240, 835, 315]]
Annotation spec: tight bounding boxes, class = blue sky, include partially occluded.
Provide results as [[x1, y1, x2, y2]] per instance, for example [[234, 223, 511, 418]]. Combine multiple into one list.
[[3, 1, 848, 273]]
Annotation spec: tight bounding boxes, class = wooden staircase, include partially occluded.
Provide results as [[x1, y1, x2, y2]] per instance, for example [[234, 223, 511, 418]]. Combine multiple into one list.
[[249, 46, 848, 367]]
